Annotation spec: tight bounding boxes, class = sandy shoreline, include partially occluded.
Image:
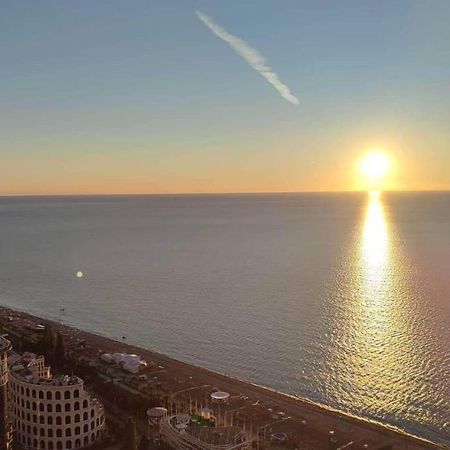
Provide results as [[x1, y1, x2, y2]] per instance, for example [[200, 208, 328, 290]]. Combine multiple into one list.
[[0, 305, 445, 450]]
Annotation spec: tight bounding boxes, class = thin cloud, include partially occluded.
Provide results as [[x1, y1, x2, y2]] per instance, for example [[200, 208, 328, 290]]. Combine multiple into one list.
[[196, 11, 299, 105]]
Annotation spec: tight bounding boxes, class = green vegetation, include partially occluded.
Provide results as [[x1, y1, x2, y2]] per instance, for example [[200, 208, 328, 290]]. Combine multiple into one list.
[[39, 325, 66, 363], [54, 332, 66, 361], [190, 414, 215, 427], [43, 325, 56, 357]]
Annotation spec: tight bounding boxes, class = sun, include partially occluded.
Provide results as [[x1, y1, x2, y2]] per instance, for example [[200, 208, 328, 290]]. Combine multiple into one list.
[[360, 151, 390, 181]]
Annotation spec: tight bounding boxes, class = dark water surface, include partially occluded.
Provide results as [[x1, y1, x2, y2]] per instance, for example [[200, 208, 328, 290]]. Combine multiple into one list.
[[0, 192, 449, 445]]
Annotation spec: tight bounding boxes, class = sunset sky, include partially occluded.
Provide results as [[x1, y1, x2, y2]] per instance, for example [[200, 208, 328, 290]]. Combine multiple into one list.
[[2, 0, 449, 195]]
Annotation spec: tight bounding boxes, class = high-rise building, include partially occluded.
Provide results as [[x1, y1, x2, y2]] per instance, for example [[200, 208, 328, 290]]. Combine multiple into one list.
[[0, 336, 12, 450], [9, 352, 106, 450]]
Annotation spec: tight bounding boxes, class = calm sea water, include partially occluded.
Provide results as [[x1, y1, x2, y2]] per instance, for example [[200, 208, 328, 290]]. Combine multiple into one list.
[[0, 193, 449, 445]]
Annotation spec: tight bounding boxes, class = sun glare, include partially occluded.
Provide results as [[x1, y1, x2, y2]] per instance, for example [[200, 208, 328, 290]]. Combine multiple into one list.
[[360, 151, 390, 182]]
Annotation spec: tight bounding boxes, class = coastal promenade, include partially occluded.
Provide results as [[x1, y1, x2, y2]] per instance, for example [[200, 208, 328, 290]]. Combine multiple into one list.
[[0, 306, 445, 450]]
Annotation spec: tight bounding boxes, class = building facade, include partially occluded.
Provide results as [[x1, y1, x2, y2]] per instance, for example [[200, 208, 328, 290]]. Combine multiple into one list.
[[9, 353, 106, 450], [0, 337, 12, 450]]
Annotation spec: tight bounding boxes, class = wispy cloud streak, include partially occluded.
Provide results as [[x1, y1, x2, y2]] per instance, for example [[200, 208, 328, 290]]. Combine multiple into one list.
[[196, 11, 299, 105]]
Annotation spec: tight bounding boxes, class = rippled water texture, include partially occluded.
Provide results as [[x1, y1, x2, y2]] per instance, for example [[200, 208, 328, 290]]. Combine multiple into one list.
[[0, 193, 449, 445]]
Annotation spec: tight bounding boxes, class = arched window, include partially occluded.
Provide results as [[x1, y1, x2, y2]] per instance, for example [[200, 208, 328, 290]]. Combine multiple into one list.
[[47, 391, 52, 400], [47, 404, 53, 413], [57, 442, 62, 450], [65, 403, 70, 412], [40, 415, 44, 424], [56, 417, 62, 425], [64, 390, 71, 400], [26, 412, 30, 421], [90, 409, 94, 418], [74, 414, 80, 423], [55, 391, 61, 400], [75, 439, 81, 448], [74, 401, 80, 411], [39, 403, 44, 412], [21, 386, 24, 395], [32, 402, 37, 411], [66, 441, 72, 449], [91, 433, 95, 442], [32, 390, 37, 398], [40, 440, 45, 450], [74, 389, 79, 398], [21, 398, 25, 407], [40, 428, 45, 436], [26, 400, 30, 409], [48, 417, 53, 425], [39, 391, 44, 399], [48, 442, 54, 450], [82, 400, 88, 408], [91, 421, 95, 430], [83, 424, 88, 433], [66, 428, 71, 437], [48, 429, 53, 437], [32, 414, 37, 423], [83, 437, 88, 446], [56, 404, 61, 413], [27, 425, 31, 433], [83, 412, 88, 421], [26, 388, 30, 396], [65, 416, 71, 425], [56, 429, 62, 437], [75, 426, 80, 435], [33, 438, 38, 448], [33, 426, 37, 435], [27, 437, 31, 446]]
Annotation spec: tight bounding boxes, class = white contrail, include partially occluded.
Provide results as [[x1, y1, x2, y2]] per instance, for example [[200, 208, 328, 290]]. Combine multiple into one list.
[[196, 11, 299, 105]]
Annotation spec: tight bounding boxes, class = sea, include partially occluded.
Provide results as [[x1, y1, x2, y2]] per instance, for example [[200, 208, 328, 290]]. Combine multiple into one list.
[[0, 192, 449, 446]]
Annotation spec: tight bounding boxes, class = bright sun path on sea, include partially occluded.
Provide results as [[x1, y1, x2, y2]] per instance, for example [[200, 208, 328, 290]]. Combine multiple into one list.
[[359, 151, 391, 187]]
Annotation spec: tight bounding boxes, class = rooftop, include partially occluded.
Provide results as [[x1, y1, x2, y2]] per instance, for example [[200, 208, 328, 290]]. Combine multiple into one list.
[[9, 352, 83, 387], [0, 335, 11, 353]]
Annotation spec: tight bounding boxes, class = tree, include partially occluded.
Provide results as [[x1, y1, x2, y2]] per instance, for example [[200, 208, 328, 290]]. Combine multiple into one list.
[[41, 325, 56, 358], [122, 417, 138, 450], [54, 332, 66, 362]]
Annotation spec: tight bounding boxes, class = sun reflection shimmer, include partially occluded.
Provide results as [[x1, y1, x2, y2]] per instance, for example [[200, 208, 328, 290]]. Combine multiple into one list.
[[313, 192, 448, 441], [361, 191, 389, 292], [355, 191, 394, 367]]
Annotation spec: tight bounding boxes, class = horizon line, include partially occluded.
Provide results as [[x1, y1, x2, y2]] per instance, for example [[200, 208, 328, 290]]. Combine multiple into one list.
[[1, 188, 449, 198]]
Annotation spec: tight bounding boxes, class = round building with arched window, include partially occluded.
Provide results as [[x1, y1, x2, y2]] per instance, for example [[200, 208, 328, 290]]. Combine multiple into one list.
[[9, 352, 106, 450]]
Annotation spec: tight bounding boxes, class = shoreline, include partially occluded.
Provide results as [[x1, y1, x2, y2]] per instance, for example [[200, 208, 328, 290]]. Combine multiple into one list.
[[0, 304, 446, 450]]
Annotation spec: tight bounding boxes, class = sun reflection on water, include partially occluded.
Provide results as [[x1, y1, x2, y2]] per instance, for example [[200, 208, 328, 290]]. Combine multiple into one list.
[[362, 191, 388, 276], [323, 191, 420, 416], [355, 191, 395, 377], [360, 190, 392, 315], [308, 192, 448, 443]]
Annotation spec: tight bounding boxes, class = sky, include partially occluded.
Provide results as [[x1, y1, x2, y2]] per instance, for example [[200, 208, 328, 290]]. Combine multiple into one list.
[[1, 0, 449, 195]]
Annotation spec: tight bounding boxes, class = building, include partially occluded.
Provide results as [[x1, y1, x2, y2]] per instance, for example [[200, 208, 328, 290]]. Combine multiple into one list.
[[160, 413, 249, 450], [0, 336, 12, 450], [9, 353, 106, 450], [100, 352, 147, 373]]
